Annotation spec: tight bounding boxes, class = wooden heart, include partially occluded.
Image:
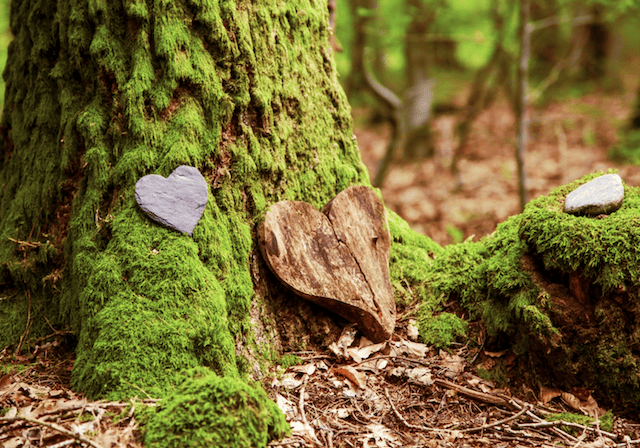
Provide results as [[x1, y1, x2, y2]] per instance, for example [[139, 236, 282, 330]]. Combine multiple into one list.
[[258, 186, 395, 342], [135, 165, 208, 235]]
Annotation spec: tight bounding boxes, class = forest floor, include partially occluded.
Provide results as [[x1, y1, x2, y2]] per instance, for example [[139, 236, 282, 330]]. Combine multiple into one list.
[[3, 78, 640, 446]]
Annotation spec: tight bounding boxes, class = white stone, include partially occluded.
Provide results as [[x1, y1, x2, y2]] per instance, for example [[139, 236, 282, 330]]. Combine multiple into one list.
[[564, 173, 624, 216]]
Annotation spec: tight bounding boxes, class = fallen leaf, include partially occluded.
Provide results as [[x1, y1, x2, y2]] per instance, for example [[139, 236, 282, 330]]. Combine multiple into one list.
[[0, 374, 13, 390], [439, 351, 465, 374], [561, 391, 583, 412], [407, 320, 419, 341], [407, 367, 433, 386], [290, 363, 316, 376], [335, 366, 367, 389], [276, 394, 296, 419], [539, 385, 562, 404], [348, 342, 387, 362], [394, 339, 429, 358], [484, 350, 508, 358]]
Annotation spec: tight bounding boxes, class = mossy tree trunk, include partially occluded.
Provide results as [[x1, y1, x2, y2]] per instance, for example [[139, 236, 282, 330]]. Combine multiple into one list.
[[0, 0, 392, 401]]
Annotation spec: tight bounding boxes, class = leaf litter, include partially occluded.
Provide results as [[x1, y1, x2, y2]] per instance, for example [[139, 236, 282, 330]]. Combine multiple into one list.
[[266, 327, 640, 448], [0, 339, 152, 448]]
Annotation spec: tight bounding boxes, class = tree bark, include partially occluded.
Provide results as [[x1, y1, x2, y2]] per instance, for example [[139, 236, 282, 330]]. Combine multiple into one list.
[[0, 0, 381, 401]]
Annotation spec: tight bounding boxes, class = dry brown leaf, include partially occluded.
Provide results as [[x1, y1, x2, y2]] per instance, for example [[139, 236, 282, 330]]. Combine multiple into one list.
[[349, 342, 387, 362], [560, 391, 583, 412], [328, 325, 358, 358], [335, 366, 367, 389], [438, 351, 465, 374], [290, 363, 316, 376], [406, 367, 433, 386], [484, 350, 508, 358], [539, 385, 562, 404], [395, 339, 429, 358], [0, 374, 13, 390]]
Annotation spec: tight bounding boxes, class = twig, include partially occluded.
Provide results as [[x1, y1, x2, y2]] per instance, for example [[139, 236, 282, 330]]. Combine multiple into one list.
[[517, 419, 617, 439], [433, 378, 514, 408], [461, 403, 531, 433], [298, 374, 322, 445], [0, 415, 104, 448], [8, 237, 42, 249], [15, 287, 32, 356], [529, 13, 594, 32], [523, 410, 578, 443], [384, 387, 448, 433]]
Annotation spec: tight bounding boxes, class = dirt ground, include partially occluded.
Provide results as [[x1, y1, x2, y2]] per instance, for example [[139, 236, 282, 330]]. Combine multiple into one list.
[[357, 81, 640, 246]]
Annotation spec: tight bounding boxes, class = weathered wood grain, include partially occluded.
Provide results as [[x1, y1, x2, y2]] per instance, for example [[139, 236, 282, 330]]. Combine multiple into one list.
[[258, 186, 395, 342]]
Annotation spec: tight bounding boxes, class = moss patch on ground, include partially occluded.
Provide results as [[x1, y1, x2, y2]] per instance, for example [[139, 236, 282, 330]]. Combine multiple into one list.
[[419, 169, 640, 413], [142, 368, 289, 448]]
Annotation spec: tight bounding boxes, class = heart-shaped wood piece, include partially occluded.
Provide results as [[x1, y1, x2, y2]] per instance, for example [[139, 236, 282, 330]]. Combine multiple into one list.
[[135, 165, 208, 235], [258, 186, 395, 342]]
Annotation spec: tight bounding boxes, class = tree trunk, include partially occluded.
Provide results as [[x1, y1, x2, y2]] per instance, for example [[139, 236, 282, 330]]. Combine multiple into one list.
[[402, 0, 434, 160], [0, 0, 444, 444]]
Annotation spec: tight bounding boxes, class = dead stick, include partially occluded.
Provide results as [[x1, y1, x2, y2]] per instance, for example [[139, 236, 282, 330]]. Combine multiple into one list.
[[298, 374, 322, 445], [461, 404, 530, 433], [524, 410, 578, 443], [433, 378, 514, 408], [0, 415, 104, 448], [518, 419, 617, 439], [384, 387, 448, 433]]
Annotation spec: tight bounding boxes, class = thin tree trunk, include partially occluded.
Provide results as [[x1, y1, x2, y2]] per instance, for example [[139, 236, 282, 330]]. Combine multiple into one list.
[[515, 0, 530, 210]]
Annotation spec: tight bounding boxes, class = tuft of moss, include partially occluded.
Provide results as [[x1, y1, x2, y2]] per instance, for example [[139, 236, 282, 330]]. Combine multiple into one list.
[[277, 354, 302, 369], [418, 312, 467, 348], [143, 369, 289, 448], [544, 411, 613, 434]]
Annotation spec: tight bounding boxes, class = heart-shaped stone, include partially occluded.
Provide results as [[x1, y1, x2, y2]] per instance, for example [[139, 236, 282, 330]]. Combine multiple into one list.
[[258, 186, 396, 342], [135, 165, 208, 235]]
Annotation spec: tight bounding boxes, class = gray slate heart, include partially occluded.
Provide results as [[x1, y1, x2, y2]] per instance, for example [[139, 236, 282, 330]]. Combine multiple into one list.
[[564, 173, 624, 216], [135, 165, 208, 235]]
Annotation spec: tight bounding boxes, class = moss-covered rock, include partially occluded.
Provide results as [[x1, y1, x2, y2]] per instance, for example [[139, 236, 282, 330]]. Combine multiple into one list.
[[421, 170, 640, 413]]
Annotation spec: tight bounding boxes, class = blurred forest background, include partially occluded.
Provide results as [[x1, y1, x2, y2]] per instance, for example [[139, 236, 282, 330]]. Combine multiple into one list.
[[331, 0, 640, 245], [0, 1, 639, 246]]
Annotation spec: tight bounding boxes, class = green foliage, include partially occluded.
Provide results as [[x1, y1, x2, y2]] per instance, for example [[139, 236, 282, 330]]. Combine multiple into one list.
[[143, 368, 289, 448], [609, 129, 640, 165]]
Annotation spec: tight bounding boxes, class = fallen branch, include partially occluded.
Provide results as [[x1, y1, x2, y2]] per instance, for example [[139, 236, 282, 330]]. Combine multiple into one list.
[[384, 387, 449, 433], [433, 378, 514, 409], [517, 419, 617, 439], [461, 403, 530, 433], [0, 415, 104, 448]]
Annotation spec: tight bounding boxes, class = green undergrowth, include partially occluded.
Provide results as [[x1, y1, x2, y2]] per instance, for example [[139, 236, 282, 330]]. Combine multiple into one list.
[[419, 169, 640, 413], [142, 368, 289, 448]]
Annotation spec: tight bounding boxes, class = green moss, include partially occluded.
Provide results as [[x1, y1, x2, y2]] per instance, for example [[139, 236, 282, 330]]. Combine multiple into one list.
[[143, 368, 289, 448], [418, 170, 640, 413], [418, 312, 467, 347], [544, 411, 613, 434], [277, 354, 302, 369]]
